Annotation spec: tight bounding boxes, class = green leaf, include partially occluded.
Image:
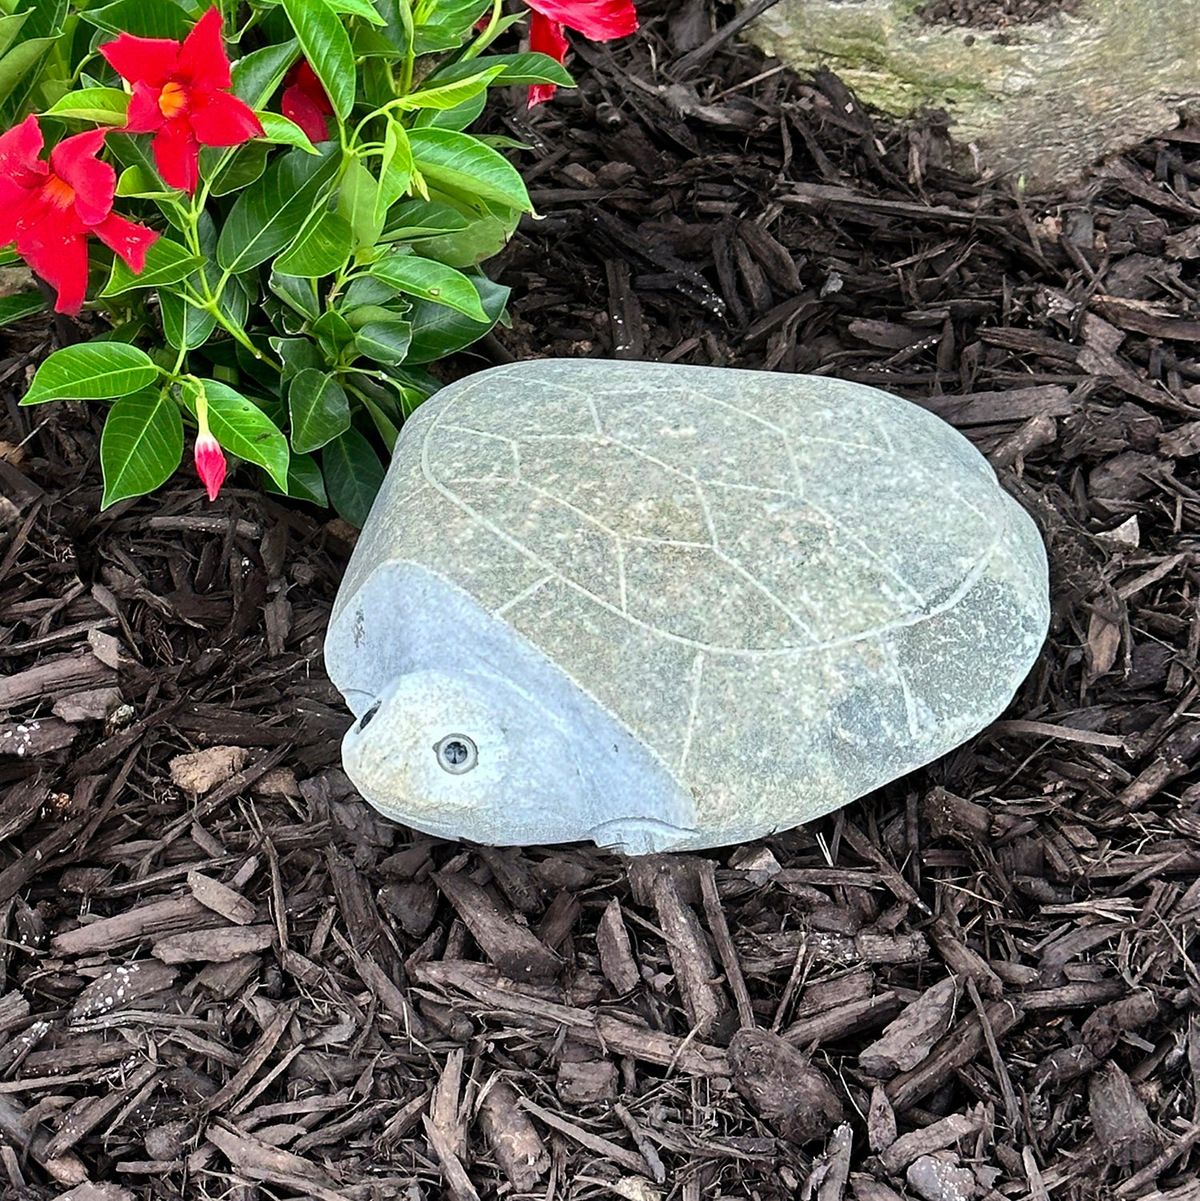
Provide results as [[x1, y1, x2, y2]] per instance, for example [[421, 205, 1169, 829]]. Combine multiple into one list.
[[416, 203, 516, 268], [341, 276, 402, 307], [0, 0, 66, 117], [257, 111, 320, 154], [394, 65, 503, 112], [430, 51, 575, 88], [408, 128, 532, 213], [272, 336, 324, 379], [352, 24, 401, 61], [372, 0, 413, 59], [369, 253, 488, 321], [102, 238, 204, 297], [215, 272, 250, 330], [84, 0, 194, 39], [0, 34, 58, 112], [289, 368, 351, 453], [44, 86, 128, 124], [404, 274, 508, 364], [280, 0, 354, 121], [416, 0, 491, 37], [116, 165, 175, 199], [276, 451, 327, 506], [22, 342, 160, 404], [0, 291, 45, 329], [270, 270, 321, 320], [344, 302, 398, 328], [159, 289, 216, 351], [323, 427, 384, 527], [218, 146, 340, 273], [337, 154, 385, 251], [411, 89, 486, 133], [0, 12, 30, 64], [354, 319, 411, 365], [232, 39, 299, 109], [202, 140, 269, 196], [188, 380, 290, 492], [275, 207, 354, 277], [311, 309, 356, 360], [100, 389, 184, 508], [326, 0, 384, 24], [108, 133, 181, 209], [382, 198, 470, 241], [375, 118, 413, 220], [360, 396, 403, 451]]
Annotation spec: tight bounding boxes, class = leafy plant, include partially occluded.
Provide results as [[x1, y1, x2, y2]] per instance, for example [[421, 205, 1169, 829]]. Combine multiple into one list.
[[4, 0, 638, 523]]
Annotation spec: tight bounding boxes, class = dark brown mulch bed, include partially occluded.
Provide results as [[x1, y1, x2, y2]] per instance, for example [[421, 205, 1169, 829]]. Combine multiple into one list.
[[3, 2, 1200, 1197]]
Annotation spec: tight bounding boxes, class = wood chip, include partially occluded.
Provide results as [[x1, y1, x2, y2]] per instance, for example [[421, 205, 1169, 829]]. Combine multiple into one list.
[[597, 897, 640, 994], [478, 1079, 549, 1191], [187, 870, 256, 925], [729, 1027, 844, 1145], [860, 976, 960, 1076], [152, 924, 274, 964], [1090, 1061, 1160, 1168], [879, 1112, 983, 1175], [651, 869, 725, 1035], [433, 870, 561, 981]]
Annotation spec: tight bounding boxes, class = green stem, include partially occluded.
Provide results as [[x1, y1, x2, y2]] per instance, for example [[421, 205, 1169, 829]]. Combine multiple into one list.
[[461, 0, 504, 61]]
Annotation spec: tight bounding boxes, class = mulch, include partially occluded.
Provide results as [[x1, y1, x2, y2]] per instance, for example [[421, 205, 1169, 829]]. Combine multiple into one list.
[[1, 1, 1200, 1197]]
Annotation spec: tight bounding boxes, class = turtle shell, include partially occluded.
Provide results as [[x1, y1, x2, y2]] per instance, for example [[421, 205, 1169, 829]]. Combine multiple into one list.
[[329, 359, 1049, 846]]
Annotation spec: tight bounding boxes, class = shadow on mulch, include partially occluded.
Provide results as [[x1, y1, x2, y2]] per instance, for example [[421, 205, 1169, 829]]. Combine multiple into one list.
[[2, 1, 1200, 1197]]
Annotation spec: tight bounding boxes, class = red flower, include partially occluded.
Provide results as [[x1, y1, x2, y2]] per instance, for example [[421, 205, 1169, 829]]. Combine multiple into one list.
[[524, 0, 638, 105], [282, 60, 333, 144], [194, 430, 226, 501], [0, 115, 158, 315], [100, 7, 263, 195]]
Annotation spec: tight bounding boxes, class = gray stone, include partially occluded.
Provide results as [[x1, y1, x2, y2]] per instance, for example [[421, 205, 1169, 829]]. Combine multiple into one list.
[[743, 0, 1200, 187], [325, 360, 1048, 854]]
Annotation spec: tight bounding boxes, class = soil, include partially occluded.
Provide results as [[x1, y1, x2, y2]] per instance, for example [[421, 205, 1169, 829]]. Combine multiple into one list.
[[918, 0, 1081, 27], [3, 1, 1200, 1198]]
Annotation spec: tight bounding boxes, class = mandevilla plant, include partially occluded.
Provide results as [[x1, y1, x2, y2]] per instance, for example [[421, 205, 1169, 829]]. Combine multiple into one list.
[[5, 0, 638, 524]]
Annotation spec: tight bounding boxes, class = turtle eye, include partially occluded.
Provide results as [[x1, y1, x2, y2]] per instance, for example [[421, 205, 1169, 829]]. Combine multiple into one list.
[[359, 701, 381, 730], [434, 734, 477, 774]]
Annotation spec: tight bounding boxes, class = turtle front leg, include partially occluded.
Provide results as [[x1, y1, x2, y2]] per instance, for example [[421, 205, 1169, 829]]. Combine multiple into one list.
[[585, 817, 700, 856]]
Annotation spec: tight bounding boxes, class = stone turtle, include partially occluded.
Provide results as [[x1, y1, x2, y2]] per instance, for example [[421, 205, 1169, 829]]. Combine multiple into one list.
[[325, 359, 1049, 854]]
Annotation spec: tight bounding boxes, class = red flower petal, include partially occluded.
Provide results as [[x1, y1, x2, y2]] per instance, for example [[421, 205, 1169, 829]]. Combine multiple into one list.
[[188, 88, 263, 147], [527, 12, 567, 105], [151, 118, 200, 193], [99, 32, 181, 88], [282, 84, 330, 143], [0, 179, 27, 245], [292, 60, 333, 114], [0, 115, 48, 188], [524, 0, 637, 41], [93, 211, 159, 272], [125, 83, 168, 134], [529, 11, 569, 61], [194, 431, 226, 501], [18, 222, 90, 315], [177, 8, 231, 90], [49, 129, 114, 226]]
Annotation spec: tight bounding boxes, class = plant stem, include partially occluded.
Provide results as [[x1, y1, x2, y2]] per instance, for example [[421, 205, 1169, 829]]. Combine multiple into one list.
[[462, 0, 504, 61]]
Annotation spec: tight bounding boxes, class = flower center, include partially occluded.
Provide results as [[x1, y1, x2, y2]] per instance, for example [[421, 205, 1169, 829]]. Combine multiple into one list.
[[158, 81, 189, 119], [42, 175, 76, 210]]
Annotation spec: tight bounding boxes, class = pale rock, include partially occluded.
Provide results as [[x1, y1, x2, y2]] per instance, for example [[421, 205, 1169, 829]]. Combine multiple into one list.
[[326, 360, 1048, 854]]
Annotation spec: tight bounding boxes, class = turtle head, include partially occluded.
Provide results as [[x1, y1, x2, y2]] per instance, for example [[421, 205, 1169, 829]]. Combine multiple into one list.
[[341, 668, 584, 843]]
